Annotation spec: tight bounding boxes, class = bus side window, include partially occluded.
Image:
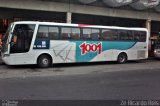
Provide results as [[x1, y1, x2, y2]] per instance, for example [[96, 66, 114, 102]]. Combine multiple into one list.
[[82, 28, 91, 40], [119, 30, 128, 41], [134, 31, 140, 41], [140, 31, 146, 42], [112, 30, 118, 40], [127, 31, 134, 41], [61, 27, 71, 40], [49, 26, 59, 40], [37, 26, 49, 39], [71, 28, 80, 40], [91, 29, 100, 40], [102, 29, 112, 40]]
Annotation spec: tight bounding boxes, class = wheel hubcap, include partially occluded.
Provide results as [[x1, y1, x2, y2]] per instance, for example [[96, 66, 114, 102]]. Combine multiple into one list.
[[120, 55, 125, 62], [42, 58, 48, 65]]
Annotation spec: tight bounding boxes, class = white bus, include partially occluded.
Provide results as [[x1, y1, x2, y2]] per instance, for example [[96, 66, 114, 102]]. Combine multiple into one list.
[[1, 21, 149, 68]]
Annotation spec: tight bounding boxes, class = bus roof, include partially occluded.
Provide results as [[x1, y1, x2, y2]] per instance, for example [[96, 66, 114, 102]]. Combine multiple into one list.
[[12, 21, 148, 31]]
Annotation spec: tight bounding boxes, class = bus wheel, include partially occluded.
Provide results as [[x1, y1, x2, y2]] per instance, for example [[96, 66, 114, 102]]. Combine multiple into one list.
[[117, 53, 127, 64], [37, 55, 51, 68]]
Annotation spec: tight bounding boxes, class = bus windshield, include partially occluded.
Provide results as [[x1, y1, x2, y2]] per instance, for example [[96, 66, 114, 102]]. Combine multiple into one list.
[[1, 23, 13, 53], [10, 24, 35, 53]]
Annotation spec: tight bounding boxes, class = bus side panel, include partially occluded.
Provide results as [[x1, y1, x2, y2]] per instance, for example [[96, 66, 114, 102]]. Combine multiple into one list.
[[90, 41, 137, 62], [50, 40, 137, 63], [32, 41, 148, 64], [127, 42, 148, 60], [50, 40, 76, 63]]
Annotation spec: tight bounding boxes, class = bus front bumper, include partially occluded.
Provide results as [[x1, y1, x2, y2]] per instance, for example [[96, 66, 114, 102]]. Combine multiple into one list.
[[1, 54, 13, 65]]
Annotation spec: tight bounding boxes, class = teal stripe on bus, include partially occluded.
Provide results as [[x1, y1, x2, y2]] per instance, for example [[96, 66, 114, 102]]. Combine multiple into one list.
[[73, 41, 136, 62]]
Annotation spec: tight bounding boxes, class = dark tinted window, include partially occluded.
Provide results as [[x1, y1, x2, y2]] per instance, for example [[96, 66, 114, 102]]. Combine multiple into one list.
[[37, 26, 59, 40], [82, 28, 91, 40], [49, 27, 59, 40], [70, 28, 80, 39], [127, 31, 134, 40], [119, 30, 133, 41], [102, 29, 112, 40], [112, 30, 118, 40], [61, 27, 71, 39], [134, 31, 146, 42], [119, 30, 128, 40], [82, 28, 100, 40], [140, 31, 147, 42], [37, 26, 48, 38], [90, 29, 100, 40], [10, 24, 35, 53], [61, 27, 80, 40]]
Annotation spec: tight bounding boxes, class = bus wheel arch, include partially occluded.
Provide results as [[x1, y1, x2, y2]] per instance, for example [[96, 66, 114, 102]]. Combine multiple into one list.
[[37, 53, 53, 68], [117, 52, 128, 64]]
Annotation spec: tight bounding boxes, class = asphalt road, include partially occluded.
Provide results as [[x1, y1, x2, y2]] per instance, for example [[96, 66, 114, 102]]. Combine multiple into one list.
[[0, 67, 160, 100]]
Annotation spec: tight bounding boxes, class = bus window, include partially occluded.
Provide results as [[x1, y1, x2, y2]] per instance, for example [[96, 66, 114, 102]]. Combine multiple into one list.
[[134, 31, 140, 41], [119, 30, 133, 41], [49, 26, 59, 40], [134, 31, 146, 42], [71, 28, 80, 40], [102, 29, 112, 40], [112, 30, 118, 40], [127, 31, 134, 40], [91, 29, 100, 40], [61, 27, 71, 39], [37, 26, 49, 38], [119, 30, 128, 41], [82, 28, 91, 40], [10, 24, 35, 53], [140, 31, 146, 42]]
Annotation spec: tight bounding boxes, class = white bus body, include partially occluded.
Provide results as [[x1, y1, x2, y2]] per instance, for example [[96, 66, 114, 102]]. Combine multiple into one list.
[[1, 21, 149, 67]]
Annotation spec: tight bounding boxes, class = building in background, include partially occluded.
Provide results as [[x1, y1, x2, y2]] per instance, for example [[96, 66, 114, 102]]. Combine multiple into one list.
[[0, 0, 160, 56]]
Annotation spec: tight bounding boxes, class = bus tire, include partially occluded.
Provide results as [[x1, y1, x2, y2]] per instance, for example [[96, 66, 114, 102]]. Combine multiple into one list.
[[37, 54, 52, 68], [117, 53, 127, 64]]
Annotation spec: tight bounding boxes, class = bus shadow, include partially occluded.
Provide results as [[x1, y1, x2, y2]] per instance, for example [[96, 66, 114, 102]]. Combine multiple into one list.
[[6, 60, 143, 69], [52, 61, 138, 68]]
